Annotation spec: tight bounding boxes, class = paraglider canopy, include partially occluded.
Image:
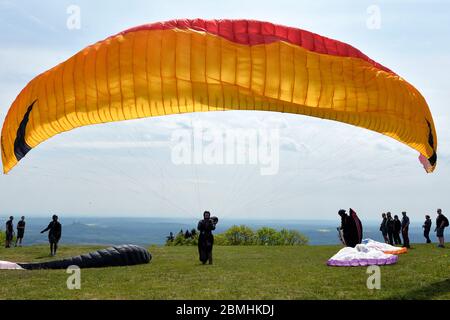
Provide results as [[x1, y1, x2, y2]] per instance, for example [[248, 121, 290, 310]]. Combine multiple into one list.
[[0, 19, 437, 173]]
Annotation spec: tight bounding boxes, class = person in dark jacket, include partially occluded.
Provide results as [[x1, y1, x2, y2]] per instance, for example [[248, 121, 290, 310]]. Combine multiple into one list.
[[393, 215, 402, 245], [40, 215, 62, 256], [379, 213, 388, 243], [423, 215, 432, 243], [401, 211, 410, 248], [15, 216, 26, 247], [435, 209, 448, 248], [197, 211, 218, 265], [5, 216, 14, 248], [386, 212, 395, 245], [338, 209, 362, 247], [338, 209, 351, 246]]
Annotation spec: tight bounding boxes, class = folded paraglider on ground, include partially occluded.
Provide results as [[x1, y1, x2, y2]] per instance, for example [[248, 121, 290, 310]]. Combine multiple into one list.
[[327, 239, 407, 267], [0, 245, 151, 270]]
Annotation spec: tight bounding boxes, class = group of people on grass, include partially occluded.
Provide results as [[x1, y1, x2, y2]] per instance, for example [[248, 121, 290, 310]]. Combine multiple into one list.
[[5, 211, 217, 264], [379, 211, 411, 248], [4, 215, 62, 256], [338, 208, 448, 250], [4, 215, 26, 248], [189, 208, 450, 266], [379, 209, 448, 248]]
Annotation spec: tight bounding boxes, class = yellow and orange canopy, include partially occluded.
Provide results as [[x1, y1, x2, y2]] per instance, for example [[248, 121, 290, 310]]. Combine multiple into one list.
[[1, 19, 437, 173]]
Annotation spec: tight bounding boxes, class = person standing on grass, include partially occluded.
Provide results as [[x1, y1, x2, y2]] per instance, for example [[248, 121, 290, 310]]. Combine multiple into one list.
[[393, 215, 402, 245], [379, 213, 389, 243], [40, 215, 62, 256], [435, 209, 449, 248], [5, 216, 14, 248], [15, 216, 26, 247], [197, 211, 218, 265], [386, 212, 395, 246], [338, 209, 351, 246], [423, 215, 432, 244], [337, 209, 362, 247], [401, 211, 410, 248]]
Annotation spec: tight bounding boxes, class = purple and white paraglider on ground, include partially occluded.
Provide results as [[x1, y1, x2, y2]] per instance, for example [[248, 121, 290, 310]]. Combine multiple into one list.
[[327, 240, 400, 267]]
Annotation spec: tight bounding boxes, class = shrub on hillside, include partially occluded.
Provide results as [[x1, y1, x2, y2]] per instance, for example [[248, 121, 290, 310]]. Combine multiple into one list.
[[224, 225, 255, 245], [278, 229, 309, 245], [165, 225, 308, 246], [213, 233, 229, 245], [255, 227, 280, 245]]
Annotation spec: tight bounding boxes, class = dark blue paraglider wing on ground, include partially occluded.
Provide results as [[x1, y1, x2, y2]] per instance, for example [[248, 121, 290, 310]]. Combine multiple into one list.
[[18, 245, 151, 270]]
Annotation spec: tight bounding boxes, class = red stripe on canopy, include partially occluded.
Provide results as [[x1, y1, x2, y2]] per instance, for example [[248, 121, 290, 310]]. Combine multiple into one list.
[[120, 19, 393, 74]]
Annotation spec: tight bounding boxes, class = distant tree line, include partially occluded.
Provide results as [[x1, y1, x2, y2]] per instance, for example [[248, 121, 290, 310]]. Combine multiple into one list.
[[166, 228, 198, 246], [166, 225, 308, 246]]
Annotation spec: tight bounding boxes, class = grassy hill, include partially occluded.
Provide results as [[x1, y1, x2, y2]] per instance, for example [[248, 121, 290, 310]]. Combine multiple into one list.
[[0, 244, 449, 300]]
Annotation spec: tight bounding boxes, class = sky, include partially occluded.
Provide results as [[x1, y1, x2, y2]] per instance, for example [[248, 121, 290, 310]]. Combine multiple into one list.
[[0, 0, 449, 222]]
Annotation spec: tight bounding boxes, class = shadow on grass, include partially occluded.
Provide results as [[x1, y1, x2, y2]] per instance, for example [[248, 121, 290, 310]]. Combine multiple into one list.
[[393, 279, 450, 300]]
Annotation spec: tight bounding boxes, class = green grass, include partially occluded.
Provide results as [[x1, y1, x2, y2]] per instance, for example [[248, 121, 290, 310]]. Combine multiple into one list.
[[0, 244, 449, 300]]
